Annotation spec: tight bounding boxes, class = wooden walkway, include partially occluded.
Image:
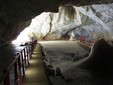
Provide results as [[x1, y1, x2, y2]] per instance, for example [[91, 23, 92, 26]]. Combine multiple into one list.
[[22, 44, 49, 85]]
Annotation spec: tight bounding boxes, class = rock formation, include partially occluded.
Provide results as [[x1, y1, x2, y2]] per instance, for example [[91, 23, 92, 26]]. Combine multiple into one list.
[[78, 39, 113, 75], [0, 0, 113, 46], [14, 3, 113, 44]]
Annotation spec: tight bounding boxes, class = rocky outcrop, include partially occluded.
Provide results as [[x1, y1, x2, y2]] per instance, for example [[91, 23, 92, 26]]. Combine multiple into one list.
[[77, 39, 113, 76], [14, 3, 113, 44]]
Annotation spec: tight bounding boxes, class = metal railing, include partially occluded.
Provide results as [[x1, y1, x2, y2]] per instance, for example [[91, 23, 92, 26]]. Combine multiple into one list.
[[0, 40, 37, 85], [78, 41, 91, 51]]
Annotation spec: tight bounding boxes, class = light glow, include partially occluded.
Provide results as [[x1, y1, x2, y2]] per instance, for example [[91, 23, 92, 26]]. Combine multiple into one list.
[[12, 27, 32, 45]]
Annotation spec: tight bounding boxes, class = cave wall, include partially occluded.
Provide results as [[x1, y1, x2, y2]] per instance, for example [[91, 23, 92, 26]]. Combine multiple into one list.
[[0, 0, 113, 46], [15, 3, 113, 43]]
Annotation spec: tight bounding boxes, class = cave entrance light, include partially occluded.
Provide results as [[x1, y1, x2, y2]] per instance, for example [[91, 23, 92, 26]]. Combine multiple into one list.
[[12, 12, 51, 45], [12, 27, 32, 45]]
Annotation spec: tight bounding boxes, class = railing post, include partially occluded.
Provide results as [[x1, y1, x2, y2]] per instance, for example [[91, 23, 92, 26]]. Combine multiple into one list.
[[17, 55, 22, 85], [23, 49, 27, 67], [14, 60, 18, 85], [29, 44, 32, 59], [27, 45, 30, 60], [3, 70, 10, 85], [20, 51, 25, 77], [17, 54, 21, 75], [25, 46, 29, 66]]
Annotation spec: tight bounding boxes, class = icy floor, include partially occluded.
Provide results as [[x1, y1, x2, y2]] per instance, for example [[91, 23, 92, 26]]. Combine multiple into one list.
[[40, 41, 89, 70], [39, 41, 96, 85], [39, 40, 113, 85], [39, 40, 88, 53]]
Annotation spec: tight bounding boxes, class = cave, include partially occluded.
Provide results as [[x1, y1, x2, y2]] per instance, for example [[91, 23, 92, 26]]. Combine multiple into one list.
[[0, 0, 113, 85]]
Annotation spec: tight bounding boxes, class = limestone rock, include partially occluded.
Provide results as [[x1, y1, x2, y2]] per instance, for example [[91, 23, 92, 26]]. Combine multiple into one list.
[[15, 3, 113, 43], [0, 0, 113, 46]]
